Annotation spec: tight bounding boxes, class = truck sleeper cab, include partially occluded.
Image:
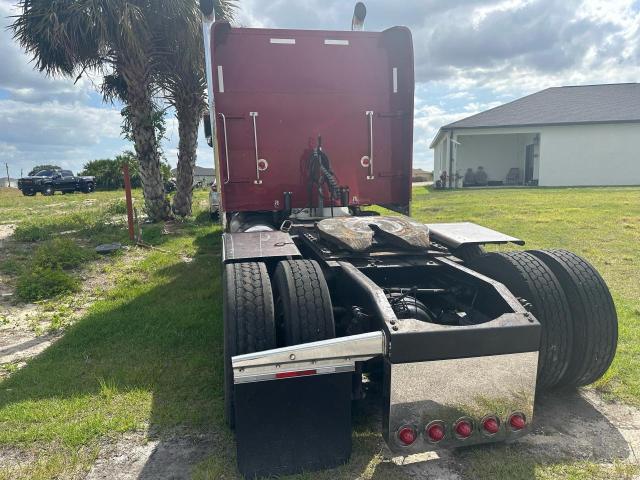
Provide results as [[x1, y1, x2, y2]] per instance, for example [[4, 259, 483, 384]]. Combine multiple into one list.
[[199, 5, 618, 478]]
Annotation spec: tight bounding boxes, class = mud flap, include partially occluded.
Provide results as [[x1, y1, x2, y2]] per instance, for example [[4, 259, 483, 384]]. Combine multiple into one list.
[[234, 372, 352, 478]]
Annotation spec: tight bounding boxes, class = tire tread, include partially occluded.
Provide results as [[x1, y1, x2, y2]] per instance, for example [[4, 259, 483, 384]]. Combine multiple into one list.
[[274, 260, 335, 345], [223, 262, 275, 428], [529, 249, 617, 386], [468, 251, 573, 390]]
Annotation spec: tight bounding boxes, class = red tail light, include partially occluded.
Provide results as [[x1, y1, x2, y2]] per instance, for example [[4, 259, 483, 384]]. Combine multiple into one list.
[[426, 423, 445, 442], [509, 413, 526, 431], [454, 419, 473, 439], [482, 417, 500, 435], [397, 426, 417, 446]]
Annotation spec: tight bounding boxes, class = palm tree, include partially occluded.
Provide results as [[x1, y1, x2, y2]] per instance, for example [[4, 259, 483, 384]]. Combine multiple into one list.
[[12, 0, 171, 221], [152, 0, 236, 217]]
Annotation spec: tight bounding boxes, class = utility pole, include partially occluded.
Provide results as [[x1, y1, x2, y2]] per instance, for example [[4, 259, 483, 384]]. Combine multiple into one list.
[[4, 163, 9, 188]]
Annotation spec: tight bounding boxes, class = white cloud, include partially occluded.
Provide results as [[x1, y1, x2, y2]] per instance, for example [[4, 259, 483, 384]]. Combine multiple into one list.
[[1, 0, 639, 175], [0, 99, 128, 175], [0, 100, 122, 145], [472, 0, 532, 28]]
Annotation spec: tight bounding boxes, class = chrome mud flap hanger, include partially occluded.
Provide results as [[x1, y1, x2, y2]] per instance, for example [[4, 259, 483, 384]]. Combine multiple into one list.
[[232, 330, 386, 384]]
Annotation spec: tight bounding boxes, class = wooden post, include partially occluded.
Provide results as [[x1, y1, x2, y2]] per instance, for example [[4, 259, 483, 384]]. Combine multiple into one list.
[[123, 163, 135, 242]]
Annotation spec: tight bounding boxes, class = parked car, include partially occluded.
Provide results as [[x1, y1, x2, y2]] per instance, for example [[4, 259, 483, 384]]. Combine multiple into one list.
[[17, 169, 95, 196]]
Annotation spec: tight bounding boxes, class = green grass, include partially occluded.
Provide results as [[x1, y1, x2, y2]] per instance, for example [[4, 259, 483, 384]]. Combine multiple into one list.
[[410, 186, 640, 406], [1, 189, 134, 304], [0, 188, 129, 225], [15, 267, 80, 302], [1, 186, 639, 479], [13, 238, 96, 302]]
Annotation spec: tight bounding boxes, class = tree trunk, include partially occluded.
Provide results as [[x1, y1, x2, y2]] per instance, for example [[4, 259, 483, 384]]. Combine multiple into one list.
[[172, 96, 202, 217], [122, 63, 170, 222]]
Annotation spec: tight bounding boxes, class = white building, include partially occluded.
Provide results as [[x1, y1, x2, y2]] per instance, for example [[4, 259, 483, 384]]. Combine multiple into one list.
[[430, 83, 640, 187], [170, 166, 215, 186]]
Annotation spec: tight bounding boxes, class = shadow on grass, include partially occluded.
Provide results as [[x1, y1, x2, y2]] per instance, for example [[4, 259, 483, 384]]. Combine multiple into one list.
[[0, 227, 223, 448], [0, 226, 634, 479]]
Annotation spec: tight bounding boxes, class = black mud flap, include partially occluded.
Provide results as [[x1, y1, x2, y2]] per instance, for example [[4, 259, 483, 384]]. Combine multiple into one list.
[[234, 372, 353, 478]]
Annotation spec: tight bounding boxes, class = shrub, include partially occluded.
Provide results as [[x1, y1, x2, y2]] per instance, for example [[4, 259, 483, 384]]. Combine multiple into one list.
[[14, 223, 50, 242], [105, 199, 128, 215], [0, 258, 24, 276], [32, 238, 93, 270], [16, 267, 80, 302]]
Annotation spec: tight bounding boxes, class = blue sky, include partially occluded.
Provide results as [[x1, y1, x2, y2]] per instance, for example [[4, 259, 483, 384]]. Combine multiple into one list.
[[1, 0, 639, 178]]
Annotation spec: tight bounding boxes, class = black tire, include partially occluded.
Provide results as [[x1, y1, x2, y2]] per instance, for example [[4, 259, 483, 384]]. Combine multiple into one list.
[[453, 244, 486, 262], [42, 185, 54, 196], [529, 250, 617, 387], [22, 190, 35, 196], [82, 183, 94, 193], [467, 252, 573, 390], [223, 262, 276, 429], [273, 260, 335, 346]]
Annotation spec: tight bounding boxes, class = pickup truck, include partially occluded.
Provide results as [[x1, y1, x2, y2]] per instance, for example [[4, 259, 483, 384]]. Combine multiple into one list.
[[17, 169, 95, 196]]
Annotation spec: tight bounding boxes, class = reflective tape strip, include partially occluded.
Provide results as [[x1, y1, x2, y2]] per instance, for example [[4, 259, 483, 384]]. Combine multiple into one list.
[[270, 38, 296, 44], [324, 39, 349, 45], [217, 65, 224, 93], [393, 67, 398, 93], [234, 364, 355, 384]]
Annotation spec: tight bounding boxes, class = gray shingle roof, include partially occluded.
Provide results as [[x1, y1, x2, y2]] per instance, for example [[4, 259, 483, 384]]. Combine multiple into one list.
[[443, 83, 640, 129]]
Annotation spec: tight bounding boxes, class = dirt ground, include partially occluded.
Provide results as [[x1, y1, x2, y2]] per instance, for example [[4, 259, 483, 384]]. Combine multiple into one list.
[[0, 224, 117, 377], [79, 387, 640, 479], [0, 224, 54, 372]]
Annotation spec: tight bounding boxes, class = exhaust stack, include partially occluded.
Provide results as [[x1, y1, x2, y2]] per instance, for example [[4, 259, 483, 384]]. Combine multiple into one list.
[[351, 2, 366, 31]]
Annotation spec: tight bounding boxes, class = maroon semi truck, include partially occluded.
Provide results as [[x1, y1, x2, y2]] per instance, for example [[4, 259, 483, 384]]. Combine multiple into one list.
[[199, 3, 618, 477]]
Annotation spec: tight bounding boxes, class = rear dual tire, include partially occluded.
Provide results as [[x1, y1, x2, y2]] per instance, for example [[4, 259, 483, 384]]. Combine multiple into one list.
[[223, 262, 276, 429], [273, 260, 335, 346], [468, 250, 617, 390], [529, 250, 617, 387], [222, 260, 335, 429], [453, 244, 486, 263], [468, 252, 573, 390]]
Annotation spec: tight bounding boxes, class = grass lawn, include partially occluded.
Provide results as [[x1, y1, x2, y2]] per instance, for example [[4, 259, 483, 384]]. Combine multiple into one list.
[[0, 186, 639, 479], [411, 186, 640, 407]]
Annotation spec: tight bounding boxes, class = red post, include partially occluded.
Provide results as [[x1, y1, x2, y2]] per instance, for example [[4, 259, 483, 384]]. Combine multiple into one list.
[[123, 163, 135, 242]]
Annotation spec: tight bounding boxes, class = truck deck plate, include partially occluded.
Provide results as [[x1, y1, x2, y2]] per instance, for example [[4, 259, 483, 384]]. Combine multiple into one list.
[[222, 231, 301, 262], [427, 222, 524, 249]]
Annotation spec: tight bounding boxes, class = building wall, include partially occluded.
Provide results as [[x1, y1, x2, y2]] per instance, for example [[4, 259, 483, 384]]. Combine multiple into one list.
[[538, 122, 640, 186], [431, 122, 640, 186], [433, 137, 446, 175], [193, 175, 215, 186]]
